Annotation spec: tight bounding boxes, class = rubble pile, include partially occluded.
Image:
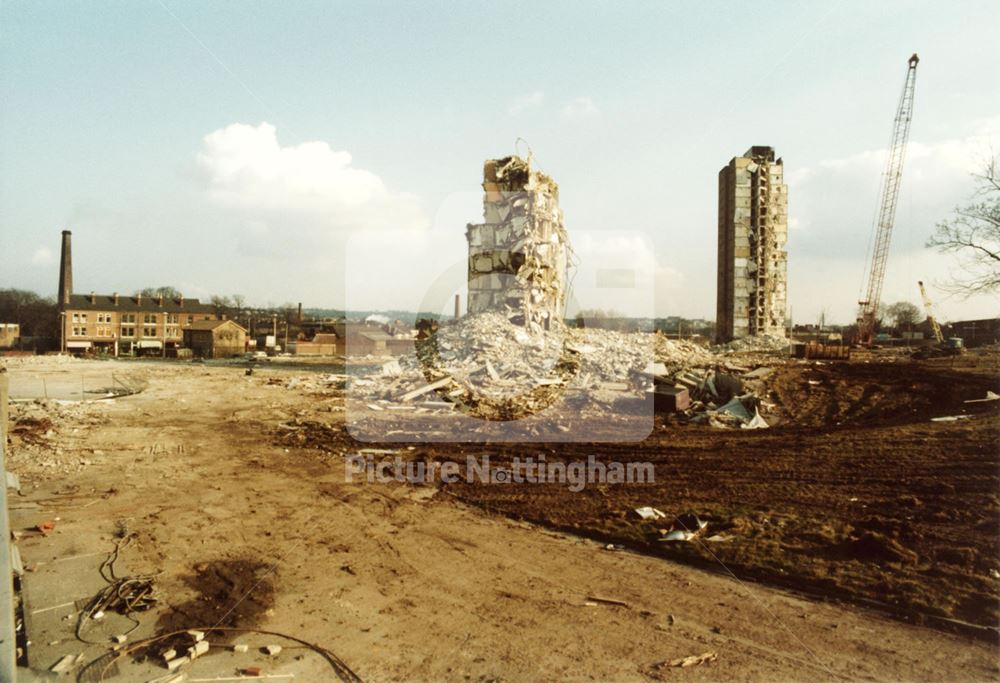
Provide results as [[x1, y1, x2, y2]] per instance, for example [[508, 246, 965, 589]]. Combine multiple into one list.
[[6, 400, 111, 475], [643, 362, 778, 429], [349, 312, 721, 421], [712, 333, 789, 354]]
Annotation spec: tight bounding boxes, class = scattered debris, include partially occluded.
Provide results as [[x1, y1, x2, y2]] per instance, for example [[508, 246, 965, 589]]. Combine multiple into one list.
[[634, 507, 667, 520], [741, 408, 770, 430], [50, 653, 76, 673], [585, 595, 630, 608], [964, 391, 1000, 403], [669, 651, 718, 668], [659, 513, 709, 542], [660, 530, 695, 542]]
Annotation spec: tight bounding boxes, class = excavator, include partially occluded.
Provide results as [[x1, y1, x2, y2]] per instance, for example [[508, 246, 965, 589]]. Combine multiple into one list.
[[914, 280, 964, 358]]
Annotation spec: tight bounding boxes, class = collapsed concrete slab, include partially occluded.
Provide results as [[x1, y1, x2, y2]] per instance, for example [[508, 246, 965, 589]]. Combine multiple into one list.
[[466, 155, 569, 332]]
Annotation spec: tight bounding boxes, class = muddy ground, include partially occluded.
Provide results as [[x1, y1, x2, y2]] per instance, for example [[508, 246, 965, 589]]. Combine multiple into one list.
[[3, 352, 999, 681], [444, 356, 1000, 634]]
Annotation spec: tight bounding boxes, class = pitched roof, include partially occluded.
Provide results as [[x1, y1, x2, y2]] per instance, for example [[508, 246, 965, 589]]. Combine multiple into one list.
[[65, 294, 215, 313], [185, 319, 246, 332]]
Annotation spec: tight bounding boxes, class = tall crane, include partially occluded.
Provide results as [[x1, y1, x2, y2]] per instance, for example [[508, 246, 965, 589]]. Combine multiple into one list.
[[917, 280, 944, 344], [856, 54, 920, 345]]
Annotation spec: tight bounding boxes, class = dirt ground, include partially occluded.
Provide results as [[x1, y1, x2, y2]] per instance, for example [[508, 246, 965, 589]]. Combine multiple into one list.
[[3, 353, 999, 681]]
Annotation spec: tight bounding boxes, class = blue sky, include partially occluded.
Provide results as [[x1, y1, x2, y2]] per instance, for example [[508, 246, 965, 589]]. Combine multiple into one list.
[[2, 1, 999, 323]]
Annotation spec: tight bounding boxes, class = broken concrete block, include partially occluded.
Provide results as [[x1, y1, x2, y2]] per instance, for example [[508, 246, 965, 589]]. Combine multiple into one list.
[[647, 386, 691, 413], [187, 640, 209, 659], [232, 643, 249, 653], [161, 648, 177, 661], [147, 674, 186, 683], [186, 630, 205, 642], [51, 654, 76, 673], [166, 655, 189, 672], [265, 644, 283, 656]]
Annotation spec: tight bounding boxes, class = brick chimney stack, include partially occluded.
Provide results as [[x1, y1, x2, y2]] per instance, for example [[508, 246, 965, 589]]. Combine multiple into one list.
[[57, 230, 73, 308], [113, 292, 119, 306], [179, 294, 184, 307], [159, 294, 164, 307], [136, 293, 142, 305], [90, 291, 96, 304]]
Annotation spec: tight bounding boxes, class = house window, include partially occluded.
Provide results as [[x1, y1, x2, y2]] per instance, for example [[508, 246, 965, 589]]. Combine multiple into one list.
[[187, 316, 194, 324], [143, 313, 157, 325], [122, 313, 136, 324], [80, 313, 87, 323], [121, 326, 135, 338], [142, 326, 158, 337], [72, 313, 80, 323], [167, 314, 178, 324]]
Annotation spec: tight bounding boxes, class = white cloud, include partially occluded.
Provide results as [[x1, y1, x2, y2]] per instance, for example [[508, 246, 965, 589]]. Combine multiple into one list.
[[197, 122, 425, 233], [30, 247, 52, 266], [561, 96, 600, 121], [508, 91, 545, 115]]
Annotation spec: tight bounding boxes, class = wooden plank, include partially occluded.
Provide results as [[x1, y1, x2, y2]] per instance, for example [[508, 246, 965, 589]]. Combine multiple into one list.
[[399, 376, 452, 402]]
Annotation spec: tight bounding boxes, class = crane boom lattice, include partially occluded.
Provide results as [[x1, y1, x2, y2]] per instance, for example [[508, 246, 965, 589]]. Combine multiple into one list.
[[857, 54, 919, 345]]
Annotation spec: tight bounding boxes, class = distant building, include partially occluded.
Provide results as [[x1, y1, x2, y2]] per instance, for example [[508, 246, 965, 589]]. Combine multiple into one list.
[[716, 146, 788, 343], [63, 292, 216, 355], [56, 230, 216, 355], [0, 324, 19, 349], [946, 318, 1000, 347], [182, 319, 248, 358], [295, 332, 338, 356]]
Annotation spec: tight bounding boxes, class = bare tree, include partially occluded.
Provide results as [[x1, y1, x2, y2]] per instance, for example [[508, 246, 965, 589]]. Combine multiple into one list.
[[926, 155, 1000, 295], [886, 301, 921, 329], [210, 295, 233, 318], [136, 286, 182, 299]]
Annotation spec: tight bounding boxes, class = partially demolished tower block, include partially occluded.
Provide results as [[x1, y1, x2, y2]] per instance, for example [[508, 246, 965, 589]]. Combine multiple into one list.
[[716, 146, 788, 343], [466, 156, 569, 331]]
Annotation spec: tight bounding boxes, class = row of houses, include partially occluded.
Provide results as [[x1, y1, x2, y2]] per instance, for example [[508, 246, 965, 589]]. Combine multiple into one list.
[[59, 290, 415, 359]]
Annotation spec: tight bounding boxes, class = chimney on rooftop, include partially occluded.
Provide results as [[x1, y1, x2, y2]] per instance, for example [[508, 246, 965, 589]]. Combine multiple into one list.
[[90, 291, 96, 305], [57, 230, 73, 308], [159, 294, 164, 307], [136, 293, 142, 305], [113, 292, 119, 306], [297, 302, 302, 323], [179, 294, 184, 307]]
